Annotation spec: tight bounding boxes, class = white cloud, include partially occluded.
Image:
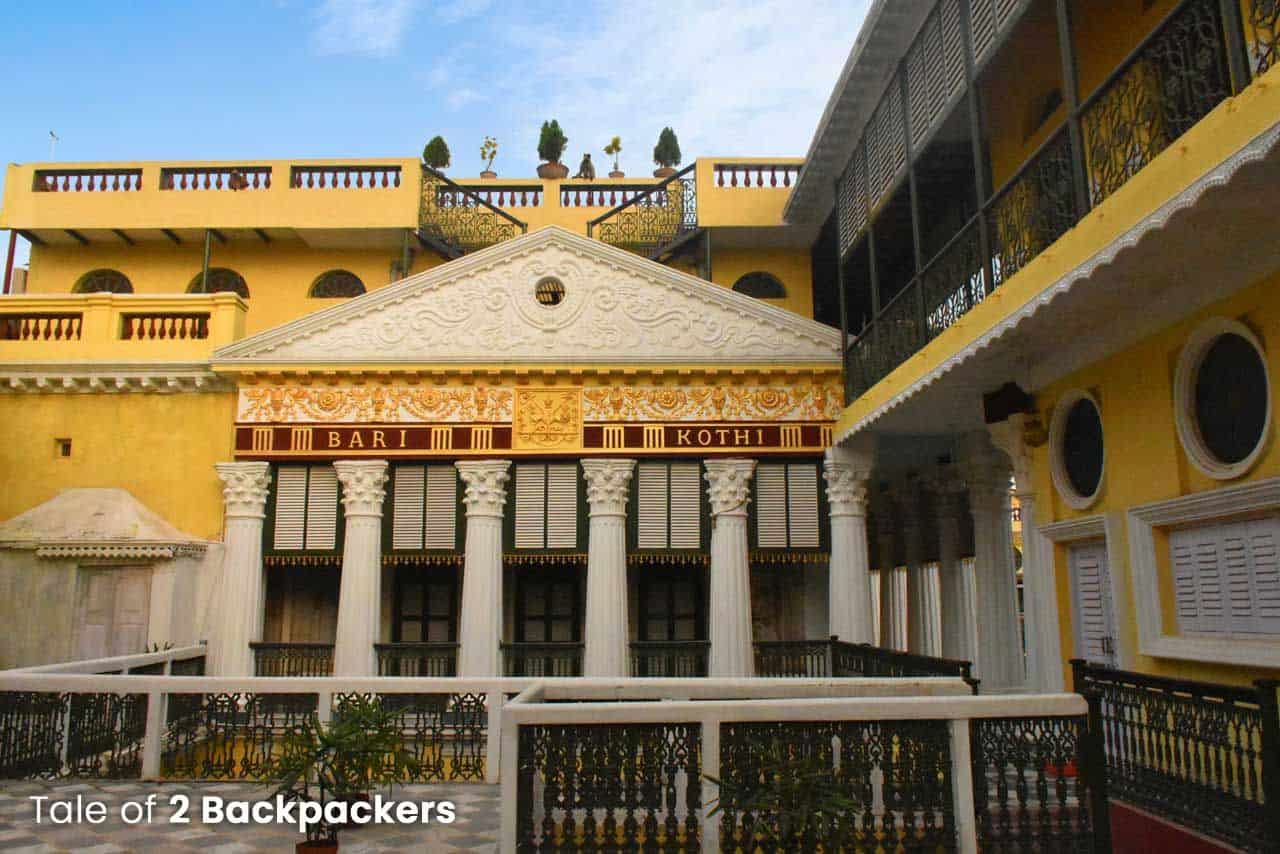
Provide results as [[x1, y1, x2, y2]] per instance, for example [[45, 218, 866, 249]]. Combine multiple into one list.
[[435, 0, 493, 23], [312, 0, 418, 57]]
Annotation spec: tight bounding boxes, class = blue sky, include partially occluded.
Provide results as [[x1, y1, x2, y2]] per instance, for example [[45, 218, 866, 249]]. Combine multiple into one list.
[[0, 0, 869, 267]]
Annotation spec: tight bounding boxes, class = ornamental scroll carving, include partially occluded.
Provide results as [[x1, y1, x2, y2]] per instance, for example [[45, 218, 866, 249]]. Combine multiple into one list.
[[823, 461, 870, 515], [704, 460, 756, 517], [239, 386, 512, 424], [581, 460, 636, 516], [215, 462, 271, 517], [582, 384, 841, 422], [333, 461, 389, 516], [514, 389, 581, 450], [456, 461, 511, 518]]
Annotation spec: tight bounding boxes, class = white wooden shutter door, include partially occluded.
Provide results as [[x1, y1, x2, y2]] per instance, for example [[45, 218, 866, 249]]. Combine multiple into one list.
[[969, 0, 999, 63], [423, 465, 458, 550], [786, 464, 820, 548], [273, 466, 308, 550], [636, 463, 669, 549], [392, 466, 425, 550], [546, 464, 578, 549], [304, 466, 339, 550], [1068, 541, 1114, 665], [514, 464, 546, 549], [755, 464, 788, 548], [669, 463, 702, 549]]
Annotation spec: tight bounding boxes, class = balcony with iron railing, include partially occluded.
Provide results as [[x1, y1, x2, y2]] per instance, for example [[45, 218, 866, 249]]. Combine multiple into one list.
[[842, 0, 1280, 401]]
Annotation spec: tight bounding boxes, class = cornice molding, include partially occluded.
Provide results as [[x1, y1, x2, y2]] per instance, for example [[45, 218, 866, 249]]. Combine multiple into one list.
[[0, 364, 231, 395]]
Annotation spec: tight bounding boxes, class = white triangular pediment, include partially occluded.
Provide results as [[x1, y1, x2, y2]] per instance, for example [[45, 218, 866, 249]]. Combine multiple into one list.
[[213, 226, 841, 366]]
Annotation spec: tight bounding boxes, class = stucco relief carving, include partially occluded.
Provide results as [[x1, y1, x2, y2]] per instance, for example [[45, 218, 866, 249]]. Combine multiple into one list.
[[581, 459, 636, 516], [513, 388, 581, 450], [582, 383, 841, 422], [704, 459, 756, 517], [214, 232, 841, 365], [456, 460, 512, 518], [215, 462, 272, 517], [238, 386, 512, 424]]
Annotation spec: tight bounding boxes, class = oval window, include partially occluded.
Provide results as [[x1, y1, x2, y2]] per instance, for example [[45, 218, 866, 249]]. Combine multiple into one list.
[[1051, 391, 1104, 508]]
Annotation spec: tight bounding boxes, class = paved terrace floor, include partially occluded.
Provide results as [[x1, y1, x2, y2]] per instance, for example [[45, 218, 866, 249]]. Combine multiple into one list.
[[0, 780, 499, 853]]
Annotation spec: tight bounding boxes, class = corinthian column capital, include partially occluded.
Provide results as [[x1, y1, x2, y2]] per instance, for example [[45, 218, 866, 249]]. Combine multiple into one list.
[[456, 460, 512, 519], [823, 460, 870, 516], [704, 458, 756, 517], [333, 460, 389, 517], [215, 462, 272, 519], [581, 459, 636, 517]]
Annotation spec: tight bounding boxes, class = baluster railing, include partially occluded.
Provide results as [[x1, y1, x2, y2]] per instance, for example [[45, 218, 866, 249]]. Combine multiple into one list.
[[290, 164, 402, 189], [587, 164, 698, 259], [33, 168, 142, 192], [629, 641, 709, 677], [500, 642, 583, 677], [561, 183, 658, 208], [249, 642, 334, 677], [119, 313, 210, 341], [0, 313, 83, 341], [374, 642, 459, 676], [159, 165, 272, 191], [714, 161, 800, 188], [453, 185, 543, 208]]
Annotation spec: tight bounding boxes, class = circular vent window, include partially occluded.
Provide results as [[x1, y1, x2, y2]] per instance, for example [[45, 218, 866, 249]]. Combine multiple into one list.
[[1051, 391, 1105, 508], [535, 277, 566, 306], [1176, 318, 1271, 479]]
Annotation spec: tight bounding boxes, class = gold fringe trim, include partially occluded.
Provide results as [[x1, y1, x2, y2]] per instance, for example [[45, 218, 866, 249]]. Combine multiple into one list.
[[381, 553, 464, 566], [502, 552, 589, 566], [626, 552, 710, 567], [748, 551, 830, 566], [264, 554, 341, 567]]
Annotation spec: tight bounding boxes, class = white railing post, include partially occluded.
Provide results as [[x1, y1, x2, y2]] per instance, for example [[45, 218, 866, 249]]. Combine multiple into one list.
[[700, 712, 721, 852], [142, 690, 165, 779], [486, 690, 504, 784], [317, 689, 333, 725], [499, 701, 521, 854], [949, 718, 978, 854]]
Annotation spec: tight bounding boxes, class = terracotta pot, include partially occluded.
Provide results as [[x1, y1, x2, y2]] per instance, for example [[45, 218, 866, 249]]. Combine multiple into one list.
[[653, 166, 677, 178], [479, 170, 497, 179], [537, 162, 569, 179], [608, 170, 625, 178], [296, 841, 337, 853]]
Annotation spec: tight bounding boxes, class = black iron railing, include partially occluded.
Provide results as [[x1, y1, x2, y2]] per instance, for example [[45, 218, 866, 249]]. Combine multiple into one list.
[[753, 637, 978, 691], [1072, 660, 1279, 853], [630, 640, 709, 677], [249, 642, 333, 677], [0, 691, 147, 779], [374, 642, 458, 676], [501, 642, 583, 677], [845, 0, 1258, 402], [419, 166, 526, 257], [587, 164, 698, 259]]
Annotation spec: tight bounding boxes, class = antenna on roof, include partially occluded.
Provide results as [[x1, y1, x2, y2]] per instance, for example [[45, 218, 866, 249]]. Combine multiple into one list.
[[48, 131, 59, 160]]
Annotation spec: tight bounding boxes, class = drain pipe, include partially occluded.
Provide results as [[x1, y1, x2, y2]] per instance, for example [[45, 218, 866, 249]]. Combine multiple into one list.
[[200, 229, 212, 292], [2, 230, 16, 295]]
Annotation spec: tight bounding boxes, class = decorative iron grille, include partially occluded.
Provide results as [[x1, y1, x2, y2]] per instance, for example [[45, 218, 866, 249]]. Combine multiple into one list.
[[630, 641, 710, 677], [419, 166, 526, 256], [333, 692, 486, 782], [250, 642, 334, 677], [1252, 0, 1280, 75], [374, 642, 459, 676], [589, 165, 698, 259], [987, 126, 1078, 287], [515, 722, 701, 851], [502, 642, 584, 677], [921, 220, 987, 340], [161, 692, 317, 779], [0, 692, 146, 779]]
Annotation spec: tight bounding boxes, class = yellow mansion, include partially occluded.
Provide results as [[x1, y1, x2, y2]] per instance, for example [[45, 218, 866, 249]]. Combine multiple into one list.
[[2, 0, 1280, 849]]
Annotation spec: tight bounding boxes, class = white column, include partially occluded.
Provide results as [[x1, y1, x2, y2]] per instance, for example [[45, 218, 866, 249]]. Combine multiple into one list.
[[990, 415, 1064, 691], [455, 460, 511, 677], [875, 491, 907, 651], [962, 432, 1025, 692], [581, 459, 636, 678], [824, 447, 875, 644], [933, 474, 978, 664], [211, 462, 271, 677], [901, 486, 929, 654], [705, 458, 756, 678], [332, 460, 389, 677]]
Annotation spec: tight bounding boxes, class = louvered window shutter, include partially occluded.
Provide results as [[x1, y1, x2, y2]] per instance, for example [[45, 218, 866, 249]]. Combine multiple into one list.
[[423, 465, 458, 550], [1068, 542, 1112, 663], [514, 464, 546, 549], [1248, 519, 1280, 633], [636, 463, 669, 549], [392, 466, 426, 550], [669, 463, 702, 549], [786, 464, 821, 548], [545, 464, 579, 549], [969, 0, 999, 63], [273, 466, 308, 550], [755, 464, 789, 548], [1172, 518, 1280, 636], [303, 466, 339, 550]]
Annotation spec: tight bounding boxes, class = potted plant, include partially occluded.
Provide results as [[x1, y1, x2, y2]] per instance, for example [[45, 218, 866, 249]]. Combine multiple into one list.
[[259, 694, 422, 853], [536, 120, 569, 179], [479, 136, 499, 179], [422, 136, 451, 172], [604, 136, 624, 178], [652, 126, 682, 178]]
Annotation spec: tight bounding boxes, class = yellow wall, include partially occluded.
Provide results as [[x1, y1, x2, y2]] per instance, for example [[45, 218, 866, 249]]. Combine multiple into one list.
[[1035, 269, 1280, 687], [711, 248, 814, 318], [0, 392, 236, 540]]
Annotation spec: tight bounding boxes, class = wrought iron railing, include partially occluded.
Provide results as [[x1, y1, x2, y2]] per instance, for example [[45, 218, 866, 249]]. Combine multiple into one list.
[[752, 637, 978, 690], [249, 642, 333, 677], [630, 640, 709, 677], [1072, 660, 1279, 853], [587, 164, 698, 259], [501, 642, 583, 677], [754, 639, 838, 677], [0, 692, 147, 779], [374, 642, 458, 676], [419, 166, 527, 257], [844, 0, 1258, 402]]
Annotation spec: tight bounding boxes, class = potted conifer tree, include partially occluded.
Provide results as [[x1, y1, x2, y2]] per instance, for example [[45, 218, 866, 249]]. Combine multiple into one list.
[[536, 120, 570, 179], [422, 136, 451, 172], [653, 127, 682, 178]]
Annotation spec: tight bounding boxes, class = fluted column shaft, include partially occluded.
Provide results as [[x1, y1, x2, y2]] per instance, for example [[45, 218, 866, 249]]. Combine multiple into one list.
[[212, 462, 271, 677], [582, 459, 636, 677], [875, 492, 907, 651], [455, 460, 511, 677], [705, 459, 756, 677], [824, 452, 874, 644], [332, 460, 389, 677], [934, 480, 978, 663]]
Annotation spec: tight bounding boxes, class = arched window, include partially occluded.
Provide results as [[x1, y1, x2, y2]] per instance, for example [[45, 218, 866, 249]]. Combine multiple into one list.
[[309, 270, 366, 298], [188, 268, 249, 298], [732, 272, 787, 299], [74, 269, 133, 294]]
